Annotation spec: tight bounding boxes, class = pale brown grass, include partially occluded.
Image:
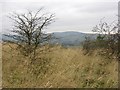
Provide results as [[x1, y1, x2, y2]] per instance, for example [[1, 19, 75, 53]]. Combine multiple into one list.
[[2, 43, 118, 88]]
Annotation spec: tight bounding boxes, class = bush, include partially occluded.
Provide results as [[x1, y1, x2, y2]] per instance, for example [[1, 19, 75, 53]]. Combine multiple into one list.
[[82, 36, 96, 55], [82, 34, 118, 59]]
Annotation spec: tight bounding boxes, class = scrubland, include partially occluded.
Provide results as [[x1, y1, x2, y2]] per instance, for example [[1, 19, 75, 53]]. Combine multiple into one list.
[[2, 43, 118, 88]]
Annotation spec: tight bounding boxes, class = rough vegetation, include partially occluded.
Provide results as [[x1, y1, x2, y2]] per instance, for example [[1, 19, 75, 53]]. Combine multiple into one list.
[[82, 20, 119, 61], [2, 43, 118, 88]]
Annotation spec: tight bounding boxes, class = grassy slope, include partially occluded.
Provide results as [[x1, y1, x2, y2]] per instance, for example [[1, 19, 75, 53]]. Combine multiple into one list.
[[2, 43, 118, 88]]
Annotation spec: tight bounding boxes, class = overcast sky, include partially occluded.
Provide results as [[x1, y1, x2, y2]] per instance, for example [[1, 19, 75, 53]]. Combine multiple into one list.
[[0, 0, 119, 33]]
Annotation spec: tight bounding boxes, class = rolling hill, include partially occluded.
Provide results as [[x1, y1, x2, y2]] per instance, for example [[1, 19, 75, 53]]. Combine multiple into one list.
[[1, 31, 98, 46], [51, 31, 97, 46]]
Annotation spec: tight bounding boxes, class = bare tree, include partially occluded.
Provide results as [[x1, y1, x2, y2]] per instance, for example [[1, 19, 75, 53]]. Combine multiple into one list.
[[92, 18, 118, 57], [5, 8, 55, 57], [92, 18, 118, 37]]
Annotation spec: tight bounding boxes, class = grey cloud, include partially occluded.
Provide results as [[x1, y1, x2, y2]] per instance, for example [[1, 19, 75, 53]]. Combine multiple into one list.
[[1, 0, 118, 33], [74, 2, 117, 14]]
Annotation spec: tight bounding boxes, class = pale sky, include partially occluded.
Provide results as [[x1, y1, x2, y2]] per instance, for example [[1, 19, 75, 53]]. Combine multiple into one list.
[[0, 0, 119, 33]]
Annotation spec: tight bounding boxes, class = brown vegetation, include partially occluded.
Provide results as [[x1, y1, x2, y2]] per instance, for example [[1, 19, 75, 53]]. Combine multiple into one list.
[[2, 43, 118, 88]]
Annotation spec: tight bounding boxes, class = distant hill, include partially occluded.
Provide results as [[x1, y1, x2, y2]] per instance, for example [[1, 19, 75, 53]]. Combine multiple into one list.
[[51, 31, 97, 46], [1, 31, 98, 46]]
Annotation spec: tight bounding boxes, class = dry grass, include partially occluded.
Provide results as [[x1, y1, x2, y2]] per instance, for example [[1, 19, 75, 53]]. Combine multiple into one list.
[[0, 43, 2, 88], [2, 43, 118, 88]]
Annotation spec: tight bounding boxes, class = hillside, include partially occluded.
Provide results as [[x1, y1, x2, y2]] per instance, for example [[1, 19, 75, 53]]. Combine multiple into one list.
[[2, 43, 118, 88], [51, 31, 97, 46], [2, 31, 98, 46]]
